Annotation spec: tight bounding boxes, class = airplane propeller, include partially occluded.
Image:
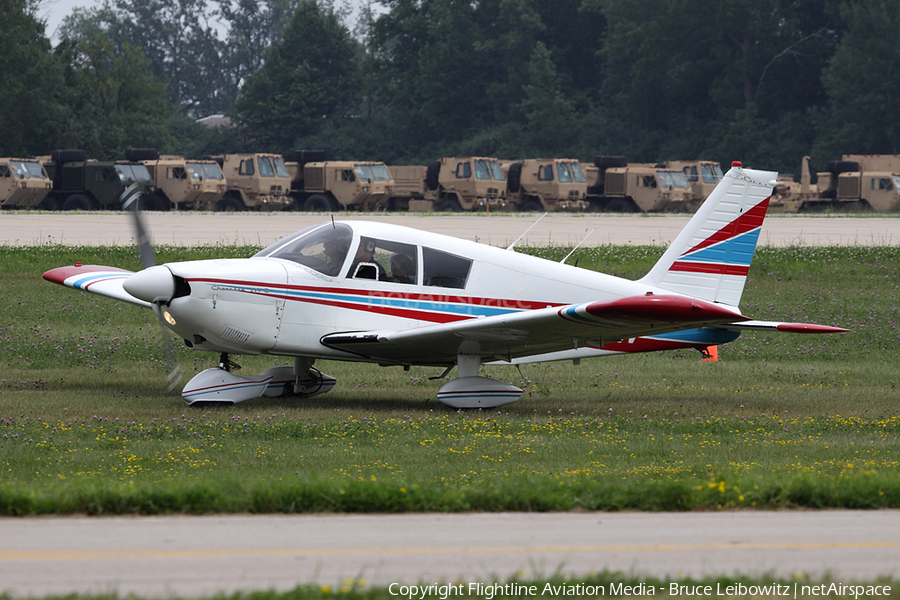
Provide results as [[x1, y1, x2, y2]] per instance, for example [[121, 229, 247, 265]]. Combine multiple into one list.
[[121, 183, 183, 391]]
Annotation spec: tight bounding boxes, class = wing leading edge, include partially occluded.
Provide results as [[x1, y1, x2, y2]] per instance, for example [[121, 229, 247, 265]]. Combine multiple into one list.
[[321, 293, 748, 365], [43, 264, 149, 308]]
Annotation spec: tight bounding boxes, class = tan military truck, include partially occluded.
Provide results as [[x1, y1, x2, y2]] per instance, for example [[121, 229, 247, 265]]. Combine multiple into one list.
[[503, 158, 588, 211], [385, 165, 428, 211], [822, 154, 900, 211], [285, 150, 394, 211], [141, 156, 227, 210], [423, 156, 507, 211], [582, 156, 693, 212], [663, 160, 724, 204], [0, 157, 53, 209], [772, 155, 900, 212], [211, 153, 292, 211]]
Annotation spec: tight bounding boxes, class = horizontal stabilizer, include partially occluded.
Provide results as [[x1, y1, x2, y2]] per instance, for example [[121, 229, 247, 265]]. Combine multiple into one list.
[[717, 320, 849, 334]]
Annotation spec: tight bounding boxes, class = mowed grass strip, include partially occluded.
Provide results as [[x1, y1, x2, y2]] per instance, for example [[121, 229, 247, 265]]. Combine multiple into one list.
[[1, 244, 898, 514]]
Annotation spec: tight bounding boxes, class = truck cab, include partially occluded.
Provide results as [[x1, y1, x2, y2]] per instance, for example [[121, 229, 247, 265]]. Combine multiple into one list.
[[142, 156, 227, 210], [504, 158, 587, 211], [212, 153, 292, 211], [0, 158, 52, 209], [286, 153, 395, 211], [425, 157, 507, 211]]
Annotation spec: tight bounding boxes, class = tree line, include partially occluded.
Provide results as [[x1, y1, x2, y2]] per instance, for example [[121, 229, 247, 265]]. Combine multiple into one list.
[[4, 0, 900, 176]]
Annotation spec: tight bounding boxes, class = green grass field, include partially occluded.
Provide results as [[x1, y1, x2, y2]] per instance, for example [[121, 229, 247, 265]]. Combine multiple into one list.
[[1, 243, 899, 514]]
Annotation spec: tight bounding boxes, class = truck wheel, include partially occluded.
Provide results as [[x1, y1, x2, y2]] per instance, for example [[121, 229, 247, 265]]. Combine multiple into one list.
[[51, 149, 86, 164], [215, 197, 246, 212], [125, 148, 160, 162], [507, 162, 523, 193], [594, 155, 627, 169], [40, 196, 61, 211], [522, 200, 543, 211], [425, 161, 441, 191], [142, 192, 170, 211], [606, 198, 637, 213], [62, 194, 96, 211], [437, 199, 462, 212], [303, 194, 337, 211], [825, 160, 860, 174]]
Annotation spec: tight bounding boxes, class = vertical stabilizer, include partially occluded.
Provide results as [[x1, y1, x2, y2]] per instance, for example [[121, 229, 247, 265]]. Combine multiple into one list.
[[639, 164, 777, 308]]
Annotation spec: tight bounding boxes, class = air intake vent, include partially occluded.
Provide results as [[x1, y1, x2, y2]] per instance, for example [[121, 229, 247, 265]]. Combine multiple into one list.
[[606, 172, 627, 195], [221, 326, 251, 345]]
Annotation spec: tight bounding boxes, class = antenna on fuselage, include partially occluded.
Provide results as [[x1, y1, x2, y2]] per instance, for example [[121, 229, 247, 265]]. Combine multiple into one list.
[[560, 228, 595, 265], [331, 214, 336, 228], [506, 213, 547, 251]]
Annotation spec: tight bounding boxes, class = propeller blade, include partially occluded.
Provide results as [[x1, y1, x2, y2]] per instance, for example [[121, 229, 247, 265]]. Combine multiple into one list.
[[122, 183, 182, 393]]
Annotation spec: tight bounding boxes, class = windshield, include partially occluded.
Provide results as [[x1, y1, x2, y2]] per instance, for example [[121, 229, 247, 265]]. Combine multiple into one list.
[[656, 171, 690, 189], [701, 164, 721, 183], [254, 223, 353, 276], [557, 163, 573, 182], [570, 162, 586, 182], [355, 164, 392, 182], [10, 160, 47, 179], [257, 156, 275, 177], [115, 164, 153, 184], [273, 156, 290, 178], [187, 162, 225, 180], [488, 160, 505, 181], [473, 160, 491, 180]]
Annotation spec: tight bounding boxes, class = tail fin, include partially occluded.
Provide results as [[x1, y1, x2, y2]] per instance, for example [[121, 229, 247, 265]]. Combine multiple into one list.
[[639, 163, 777, 308]]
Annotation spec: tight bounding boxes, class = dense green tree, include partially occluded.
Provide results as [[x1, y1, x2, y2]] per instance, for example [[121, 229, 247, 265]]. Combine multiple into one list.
[[0, 0, 68, 156], [812, 0, 900, 163], [232, 0, 360, 152]]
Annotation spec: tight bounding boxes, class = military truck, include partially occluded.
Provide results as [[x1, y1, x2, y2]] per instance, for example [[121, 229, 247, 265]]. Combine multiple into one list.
[[42, 149, 156, 210], [211, 153, 293, 211], [141, 156, 227, 210], [663, 160, 724, 204], [285, 150, 395, 211], [503, 158, 588, 211], [0, 157, 52, 209], [581, 156, 693, 212], [385, 165, 428, 211], [772, 155, 900, 212]]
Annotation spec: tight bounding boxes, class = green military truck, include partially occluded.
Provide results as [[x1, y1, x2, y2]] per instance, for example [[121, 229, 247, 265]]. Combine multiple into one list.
[[141, 156, 227, 210], [41, 149, 156, 210], [503, 158, 588, 211], [0, 157, 53, 209], [285, 150, 394, 211], [211, 153, 293, 211], [581, 156, 693, 212]]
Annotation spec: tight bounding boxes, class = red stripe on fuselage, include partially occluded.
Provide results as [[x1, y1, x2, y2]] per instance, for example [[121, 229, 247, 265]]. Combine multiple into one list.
[[669, 261, 751, 276]]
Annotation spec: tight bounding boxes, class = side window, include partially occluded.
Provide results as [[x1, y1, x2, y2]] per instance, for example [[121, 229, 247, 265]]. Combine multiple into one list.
[[455, 162, 471, 178], [340, 169, 355, 182], [349, 238, 418, 284], [423, 247, 472, 289], [170, 167, 187, 180], [640, 175, 656, 188], [240, 159, 255, 176], [0, 165, 9, 177], [538, 165, 554, 181]]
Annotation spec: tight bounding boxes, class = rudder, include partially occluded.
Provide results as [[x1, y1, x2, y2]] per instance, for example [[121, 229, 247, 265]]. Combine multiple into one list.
[[639, 163, 777, 308]]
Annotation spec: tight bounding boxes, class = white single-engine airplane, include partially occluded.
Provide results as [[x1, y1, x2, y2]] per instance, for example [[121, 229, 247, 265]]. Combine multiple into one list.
[[44, 163, 846, 408]]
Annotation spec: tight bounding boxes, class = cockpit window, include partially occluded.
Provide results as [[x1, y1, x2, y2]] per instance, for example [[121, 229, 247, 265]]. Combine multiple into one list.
[[254, 223, 352, 276], [423, 247, 472, 289]]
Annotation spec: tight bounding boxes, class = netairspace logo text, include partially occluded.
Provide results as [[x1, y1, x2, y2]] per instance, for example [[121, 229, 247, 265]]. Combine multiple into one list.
[[387, 581, 893, 599]]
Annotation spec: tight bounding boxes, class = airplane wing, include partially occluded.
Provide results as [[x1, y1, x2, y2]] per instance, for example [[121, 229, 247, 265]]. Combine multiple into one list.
[[321, 293, 749, 365], [43, 264, 150, 308]]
